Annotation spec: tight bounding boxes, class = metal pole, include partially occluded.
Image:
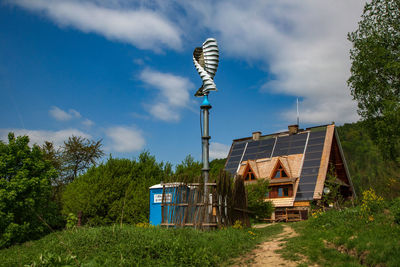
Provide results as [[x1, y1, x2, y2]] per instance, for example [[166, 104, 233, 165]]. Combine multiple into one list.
[[201, 95, 211, 224], [296, 97, 299, 126]]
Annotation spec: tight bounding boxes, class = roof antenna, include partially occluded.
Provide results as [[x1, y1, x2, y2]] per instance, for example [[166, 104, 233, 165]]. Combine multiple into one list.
[[296, 97, 300, 126]]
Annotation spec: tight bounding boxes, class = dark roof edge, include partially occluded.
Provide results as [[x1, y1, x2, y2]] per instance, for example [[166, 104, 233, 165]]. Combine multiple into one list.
[[334, 127, 357, 199], [223, 140, 235, 169], [232, 123, 333, 142]]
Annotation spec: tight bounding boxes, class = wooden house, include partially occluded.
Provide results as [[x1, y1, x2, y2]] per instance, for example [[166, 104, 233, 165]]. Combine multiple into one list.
[[224, 124, 355, 222]]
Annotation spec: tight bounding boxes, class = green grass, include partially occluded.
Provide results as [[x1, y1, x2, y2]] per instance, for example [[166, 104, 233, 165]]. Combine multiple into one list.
[[278, 207, 400, 267], [0, 224, 283, 267]]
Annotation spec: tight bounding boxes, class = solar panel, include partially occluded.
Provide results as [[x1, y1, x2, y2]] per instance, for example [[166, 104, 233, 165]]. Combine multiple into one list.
[[301, 167, 320, 176], [302, 159, 322, 167], [295, 192, 314, 200], [297, 183, 317, 191], [256, 142, 274, 158], [272, 133, 308, 157], [224, 141, 247, 174], [295, 128, 327, 201], [244, 146, 258, 155], [288, 147, 305, 154], [260, 139, 274, 145], [230, 149, 244, 157], [247, 140, 260, 147], [299, 174, 319, 183]]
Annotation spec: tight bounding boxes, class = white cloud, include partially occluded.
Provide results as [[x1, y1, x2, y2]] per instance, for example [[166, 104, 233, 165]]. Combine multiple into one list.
[[105, 126, 145, 152], [133, 58, 145, 65], [10, 0, 365, 124], [139, 68, 194, 122], [82, 118, 95, 127], [131, 112, 150, 120], [0, 128, 91, 147], [179, 1, 365, 124], [210, 142, 230, 160], [283, 97, 359, 125], [147, 103, 180, 122], [49, 106, 81, 121], [69, 109, 81, 118], [10, 0, 182, 52]]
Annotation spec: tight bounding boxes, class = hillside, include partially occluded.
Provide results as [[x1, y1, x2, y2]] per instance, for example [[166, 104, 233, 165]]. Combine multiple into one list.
[[337, 122, 400, 198], [279, 195, 400, 266]]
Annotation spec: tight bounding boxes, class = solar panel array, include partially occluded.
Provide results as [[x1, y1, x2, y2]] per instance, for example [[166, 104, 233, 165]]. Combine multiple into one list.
[[271, 133, 308, 157], [225, 127, 328, 201], [225, 132, 309, 175], [241, 138, 275, 161], [295, 129, 327, 201]]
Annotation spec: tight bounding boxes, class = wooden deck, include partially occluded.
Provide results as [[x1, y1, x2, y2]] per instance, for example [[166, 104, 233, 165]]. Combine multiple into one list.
[[267, 208, 305, 222]]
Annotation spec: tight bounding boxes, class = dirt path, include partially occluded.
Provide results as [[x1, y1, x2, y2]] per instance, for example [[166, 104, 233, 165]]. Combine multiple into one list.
[[232, 224, 312, 267]]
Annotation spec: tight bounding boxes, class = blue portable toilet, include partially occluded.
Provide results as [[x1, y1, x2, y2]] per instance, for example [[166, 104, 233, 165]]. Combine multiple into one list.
[[149, 183, 192, 226], [149, 184, 164, 225], [149, 183, 178, 225]]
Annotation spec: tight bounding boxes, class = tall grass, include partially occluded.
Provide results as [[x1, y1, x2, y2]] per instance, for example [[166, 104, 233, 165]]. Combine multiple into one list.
[[279, 206, 400, 267], [0, 224, 282, 266]]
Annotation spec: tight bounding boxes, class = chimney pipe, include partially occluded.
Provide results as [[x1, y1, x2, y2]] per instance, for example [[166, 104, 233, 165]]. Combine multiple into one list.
[[288, 125, 298, 135], [252, 131, 261, 140]]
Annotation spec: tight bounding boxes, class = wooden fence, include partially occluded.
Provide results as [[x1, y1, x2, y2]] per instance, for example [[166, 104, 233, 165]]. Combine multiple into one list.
[[161, 178, 249, 229]]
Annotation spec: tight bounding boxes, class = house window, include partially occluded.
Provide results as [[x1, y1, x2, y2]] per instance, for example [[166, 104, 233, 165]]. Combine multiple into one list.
[[268, 185, 292, 198], [244, 169, 256, 181], [272, 162, 288, 179]]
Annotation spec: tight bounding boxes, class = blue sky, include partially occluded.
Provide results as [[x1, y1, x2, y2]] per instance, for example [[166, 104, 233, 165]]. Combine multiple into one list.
[[0, 0, 365, 166]]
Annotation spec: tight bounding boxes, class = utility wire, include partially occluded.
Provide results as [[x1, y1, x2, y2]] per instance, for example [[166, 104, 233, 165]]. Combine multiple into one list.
[[200, 108, 203, 138]]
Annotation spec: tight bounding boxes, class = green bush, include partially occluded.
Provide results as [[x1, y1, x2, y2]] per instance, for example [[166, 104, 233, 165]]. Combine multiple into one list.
[[246, 179, 274, 221], [66, 213, 78, 229], [62, 152, 172, 226], [360, 188, 385, 221], [390, 197, 400, 224], [0, 133, 61, 248]]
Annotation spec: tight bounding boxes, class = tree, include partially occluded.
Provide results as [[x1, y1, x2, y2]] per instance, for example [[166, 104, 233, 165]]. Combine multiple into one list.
[[0, 133, 60, 248], [174, 155, 202, 182], [62, 152, 172, 226], [210, 158, 227, 179], [174, 155, 228, 182], [61, 136, 104, 183], [337, 122, 400, 199], [41, 136, 104, 185], [40, 137, 104, 206], [246, 179, 274, 221], [347, 0, 400, 161], [41, 141, 62, 172]]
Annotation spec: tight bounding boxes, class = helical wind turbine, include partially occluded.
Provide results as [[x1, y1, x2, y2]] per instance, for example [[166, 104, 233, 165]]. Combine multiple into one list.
[[193, 38, 220, 221], [193, 38, 219, 97]]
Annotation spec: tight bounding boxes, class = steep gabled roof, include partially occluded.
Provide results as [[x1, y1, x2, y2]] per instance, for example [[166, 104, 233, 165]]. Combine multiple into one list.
[[224, 124, 355, 201]]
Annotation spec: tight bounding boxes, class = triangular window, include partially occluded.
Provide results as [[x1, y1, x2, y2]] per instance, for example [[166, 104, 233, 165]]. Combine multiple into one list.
[[272, 161, 288, 179], [244, 166, 256, 181]]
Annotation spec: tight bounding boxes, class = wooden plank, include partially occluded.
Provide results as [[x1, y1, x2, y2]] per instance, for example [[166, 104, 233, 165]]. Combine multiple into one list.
[[161, 185, 165, 224], [233, 207, 253, 213], [187, 183, 217, 186], [293, 201, 310, 207]]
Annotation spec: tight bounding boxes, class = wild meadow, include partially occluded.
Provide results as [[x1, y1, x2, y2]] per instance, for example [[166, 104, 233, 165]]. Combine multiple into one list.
[[0, 223, 283, 266], [279, 190, 400, 267]]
